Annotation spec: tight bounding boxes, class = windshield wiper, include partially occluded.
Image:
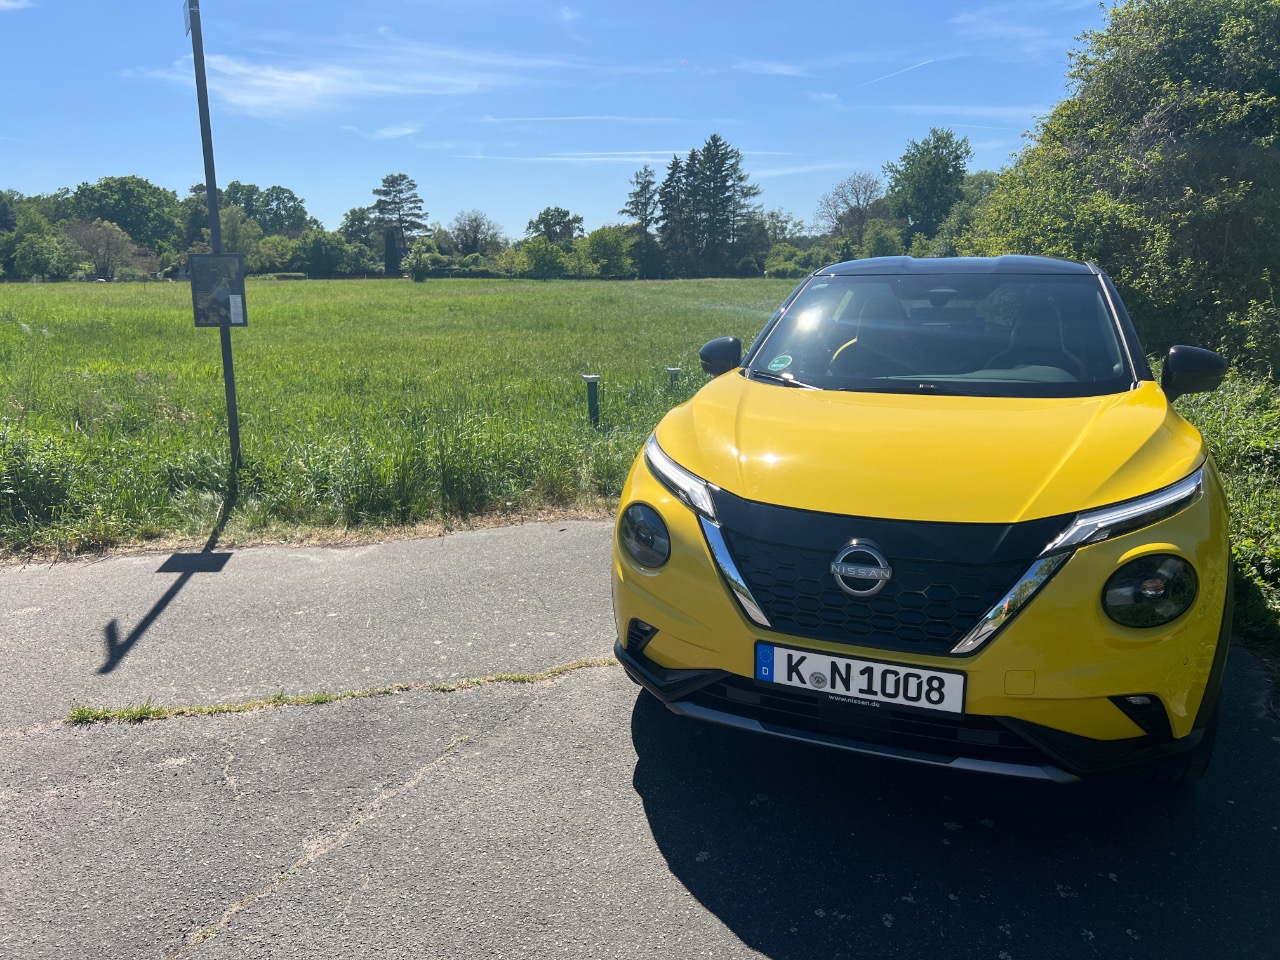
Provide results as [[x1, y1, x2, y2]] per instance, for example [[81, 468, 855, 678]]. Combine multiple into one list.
[[837, 382, 975, 396], [749, 369, 819, 389]]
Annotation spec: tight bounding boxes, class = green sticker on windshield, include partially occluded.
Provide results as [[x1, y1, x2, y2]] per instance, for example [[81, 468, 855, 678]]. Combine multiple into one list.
[[768, 354, 793, 372]]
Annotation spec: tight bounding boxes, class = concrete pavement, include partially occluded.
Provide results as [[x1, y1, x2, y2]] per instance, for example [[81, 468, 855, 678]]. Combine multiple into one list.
[[2, 522, 1279, 960]]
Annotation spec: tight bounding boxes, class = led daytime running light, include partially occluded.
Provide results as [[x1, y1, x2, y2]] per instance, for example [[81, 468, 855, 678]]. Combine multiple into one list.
[[1041, 468, 1204, 556], [644, 435, 718, 521]]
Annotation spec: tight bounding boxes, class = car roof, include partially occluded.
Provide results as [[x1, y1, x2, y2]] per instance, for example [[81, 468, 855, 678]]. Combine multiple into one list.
[[818, 255, 1098, 277]]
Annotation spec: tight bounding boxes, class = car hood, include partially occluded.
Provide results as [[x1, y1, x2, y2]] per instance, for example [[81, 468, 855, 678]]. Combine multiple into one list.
[[653, 374, 1206, 523]]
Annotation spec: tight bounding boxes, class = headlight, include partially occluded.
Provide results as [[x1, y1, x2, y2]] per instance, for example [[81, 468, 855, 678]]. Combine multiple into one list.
[[1042, 468, 1203, 555], [620, 503, 671, 568], [644, 435, 718, 521], [1103, 554, 1198, 628]]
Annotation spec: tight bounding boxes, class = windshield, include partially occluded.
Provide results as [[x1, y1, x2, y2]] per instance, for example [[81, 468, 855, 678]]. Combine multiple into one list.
[[747, 273, 1135, 398]]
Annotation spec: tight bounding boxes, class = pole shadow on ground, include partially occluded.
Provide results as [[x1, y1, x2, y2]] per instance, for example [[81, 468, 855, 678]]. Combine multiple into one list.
[[98, 493, 236, 674]]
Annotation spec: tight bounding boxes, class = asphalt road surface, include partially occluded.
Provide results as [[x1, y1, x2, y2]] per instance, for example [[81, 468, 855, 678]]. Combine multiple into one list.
[[2, 520, 1278, 959]]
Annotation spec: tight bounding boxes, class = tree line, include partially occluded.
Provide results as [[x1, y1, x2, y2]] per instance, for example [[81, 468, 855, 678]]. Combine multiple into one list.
[[0, 127, 989, 286]]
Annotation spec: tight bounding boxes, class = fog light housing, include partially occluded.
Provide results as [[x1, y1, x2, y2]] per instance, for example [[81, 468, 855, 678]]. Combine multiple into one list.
[[620, 503, 671, 568], [1103, 554, 1197, 628]]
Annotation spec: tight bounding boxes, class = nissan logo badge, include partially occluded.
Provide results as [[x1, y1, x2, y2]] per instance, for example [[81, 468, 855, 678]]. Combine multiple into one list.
[[831, 540, 893, 597]]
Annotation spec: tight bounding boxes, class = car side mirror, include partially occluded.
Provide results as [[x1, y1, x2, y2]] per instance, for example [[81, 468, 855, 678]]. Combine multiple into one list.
[[700, 337, 742, 377], [1161, 345, 1227, 401]]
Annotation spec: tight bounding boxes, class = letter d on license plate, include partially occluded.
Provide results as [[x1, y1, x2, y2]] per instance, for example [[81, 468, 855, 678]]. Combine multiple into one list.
[[756, 643, 965, 714]]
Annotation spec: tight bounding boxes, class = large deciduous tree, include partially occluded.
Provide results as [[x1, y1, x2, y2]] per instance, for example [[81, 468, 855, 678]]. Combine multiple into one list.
[[222, 181, 262, 220], [449, 210, 505, 257], [180, 184, 220, 250], [217, 207, 265, 273], [963, 0, 1280, 358], [815, 171, 885, 247], [70, 176, 181, 255], [525, 206, 584, 250], [583, 225, 634, 279], [257, 186, 311, 236], [63, 219, 136, 278], [14, 232, 74, 279], [521, 236, 567, 279], [222, 181, 310, 235], [291, 229, 357, 279], [0, 194, 15, 233], [883, 129, 972, 244]]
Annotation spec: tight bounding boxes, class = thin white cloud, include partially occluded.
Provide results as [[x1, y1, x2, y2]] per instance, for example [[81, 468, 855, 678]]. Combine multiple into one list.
[[453, 151, 685, 165], [891, 103, 1050, 123], [753, 162, 851, 179], [559, 6, 580, 22], [948, 2, 1096, 60], [0, 0, 33, 9], [476, 114, 677, 124], [735, 60, 811, 78], [137, 35, 580, 119], [807, 92, 842, 106], [375, 123, 420, 139], [342, 122, 421, 140]]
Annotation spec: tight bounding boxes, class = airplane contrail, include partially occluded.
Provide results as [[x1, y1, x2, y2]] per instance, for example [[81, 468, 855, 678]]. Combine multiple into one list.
[[850, 59, 936, 89]]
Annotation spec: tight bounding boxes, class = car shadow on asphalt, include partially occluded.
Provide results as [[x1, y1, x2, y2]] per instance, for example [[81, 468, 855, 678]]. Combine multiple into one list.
[[98, 493, 236, 674], [629, 648, 1279, 960]]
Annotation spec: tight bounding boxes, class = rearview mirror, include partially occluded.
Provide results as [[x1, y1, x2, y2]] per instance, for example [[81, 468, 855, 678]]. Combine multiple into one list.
[[1161, 345, 1227, 401], [700, 337, 742, 377]]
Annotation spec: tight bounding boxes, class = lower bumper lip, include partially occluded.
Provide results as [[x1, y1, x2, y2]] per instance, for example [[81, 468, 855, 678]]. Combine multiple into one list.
[[666, 698, 1080, 784], [614, 639, 1080, 784]]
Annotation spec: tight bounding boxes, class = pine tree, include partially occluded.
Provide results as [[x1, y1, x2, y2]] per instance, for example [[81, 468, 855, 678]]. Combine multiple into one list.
[[655, 136, 760, 277], [656, 156, 690, 277], [371, 173, 427, 262], [620, 165, 660, 279]]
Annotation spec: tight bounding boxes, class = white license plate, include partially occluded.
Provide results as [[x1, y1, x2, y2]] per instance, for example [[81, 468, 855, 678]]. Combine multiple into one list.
[[755, 643, 966, 714]]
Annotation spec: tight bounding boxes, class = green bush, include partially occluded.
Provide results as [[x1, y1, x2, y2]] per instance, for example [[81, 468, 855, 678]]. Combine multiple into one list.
[[1178, 370, 1280, 640]]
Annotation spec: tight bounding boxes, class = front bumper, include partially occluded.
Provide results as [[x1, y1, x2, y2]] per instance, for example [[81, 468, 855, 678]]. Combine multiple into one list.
[[617, 637, 1219, 783]]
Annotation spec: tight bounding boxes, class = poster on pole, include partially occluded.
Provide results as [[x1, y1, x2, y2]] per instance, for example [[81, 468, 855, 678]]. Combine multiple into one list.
[[189, 253, 248, 328]]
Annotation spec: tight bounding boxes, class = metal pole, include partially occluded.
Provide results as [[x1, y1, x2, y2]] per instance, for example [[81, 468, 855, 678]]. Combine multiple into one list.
[[582, 375, 601, 429], [188, 0, 241, 474]]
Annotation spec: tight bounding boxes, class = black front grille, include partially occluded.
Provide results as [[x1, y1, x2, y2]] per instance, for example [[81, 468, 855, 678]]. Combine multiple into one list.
[[693, 675, 1044, 766], [710, 488, 1068, 657], [725, 530, 1022, 655]]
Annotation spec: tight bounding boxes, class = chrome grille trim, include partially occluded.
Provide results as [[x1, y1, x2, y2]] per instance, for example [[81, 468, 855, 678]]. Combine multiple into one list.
[[700, 516, 772, 628]]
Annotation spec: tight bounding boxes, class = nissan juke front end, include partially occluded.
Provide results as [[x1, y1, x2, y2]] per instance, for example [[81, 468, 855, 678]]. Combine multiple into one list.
[[611, 256, 1231, 785]]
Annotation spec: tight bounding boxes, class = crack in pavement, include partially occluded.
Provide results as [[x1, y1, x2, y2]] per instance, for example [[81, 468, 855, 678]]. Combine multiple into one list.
[[67, 657, 618, 727], [221, 748, 243, 804], [0, 720, 65, 740], [161, 736, 469, 959], [155, 658, 599, 957]]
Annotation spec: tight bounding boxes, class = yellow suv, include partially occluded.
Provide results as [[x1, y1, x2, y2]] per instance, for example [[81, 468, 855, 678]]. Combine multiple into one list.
[[612, 256, 1231, 785]]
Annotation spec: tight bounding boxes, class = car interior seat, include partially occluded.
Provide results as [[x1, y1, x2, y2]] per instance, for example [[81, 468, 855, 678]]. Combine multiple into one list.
[[985, 300, 1087, 380], [829, 295, 923, 378]]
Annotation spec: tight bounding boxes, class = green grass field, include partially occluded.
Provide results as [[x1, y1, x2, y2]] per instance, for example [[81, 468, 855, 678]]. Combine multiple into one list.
[[2, 277, 1277, 641], [0, 278, 792, 551]]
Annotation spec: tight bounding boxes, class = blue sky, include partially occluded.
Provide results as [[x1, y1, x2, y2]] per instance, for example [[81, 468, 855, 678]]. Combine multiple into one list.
[[1, 0, 1109, 239]]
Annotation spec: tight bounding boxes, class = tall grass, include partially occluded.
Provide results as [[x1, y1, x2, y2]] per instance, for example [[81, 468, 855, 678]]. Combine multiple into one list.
[[2, 279, 1277, 641], [0, 279, 790, 552]]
